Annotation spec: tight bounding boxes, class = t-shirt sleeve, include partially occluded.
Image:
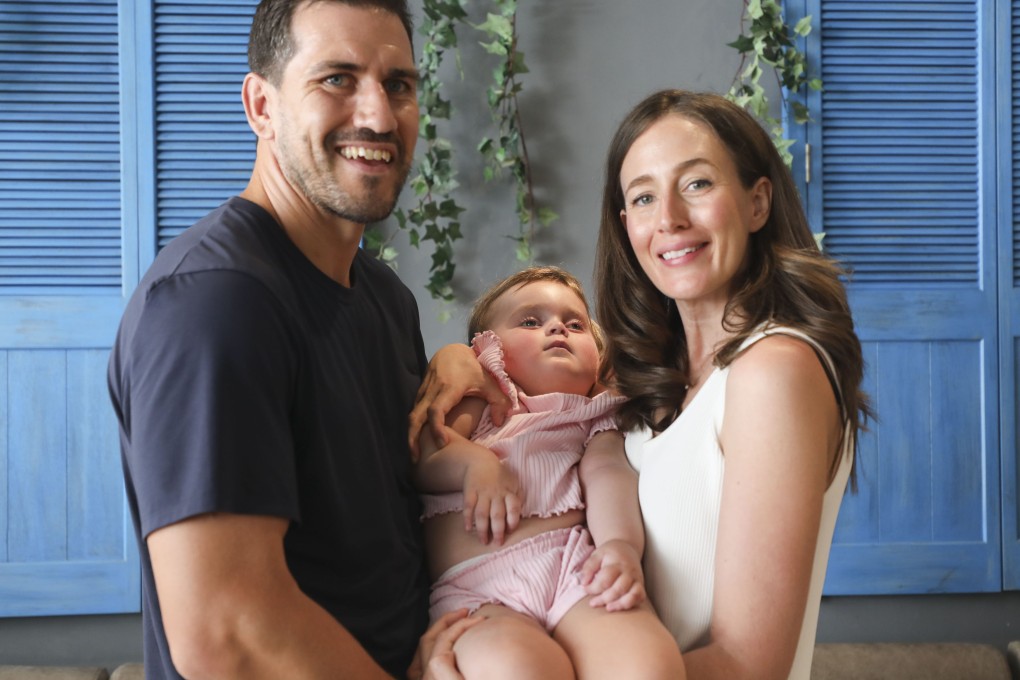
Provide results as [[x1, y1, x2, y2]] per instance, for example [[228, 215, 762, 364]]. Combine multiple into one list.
[[124, 270, 300, 537]]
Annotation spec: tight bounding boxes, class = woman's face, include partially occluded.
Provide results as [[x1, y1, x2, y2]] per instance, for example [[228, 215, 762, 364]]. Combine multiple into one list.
[[619, 114, 771, 317]]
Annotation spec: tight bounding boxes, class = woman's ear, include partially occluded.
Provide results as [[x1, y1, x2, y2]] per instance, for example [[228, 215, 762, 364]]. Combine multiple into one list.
[[241, 72, 275, 140], [749, 176, 772, 233]]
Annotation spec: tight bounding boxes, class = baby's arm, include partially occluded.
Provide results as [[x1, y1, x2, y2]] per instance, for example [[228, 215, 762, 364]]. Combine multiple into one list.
[[578, 430, 647, 612], [414, 398, 522, 546]]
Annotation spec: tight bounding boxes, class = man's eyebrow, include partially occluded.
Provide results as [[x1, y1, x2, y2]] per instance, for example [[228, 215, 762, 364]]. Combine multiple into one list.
[[310, 61, 420, 82]]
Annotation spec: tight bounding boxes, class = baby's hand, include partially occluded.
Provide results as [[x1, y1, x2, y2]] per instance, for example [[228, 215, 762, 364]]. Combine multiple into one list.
[[578, 539, 646, 611], [462, 458, 522, 546]]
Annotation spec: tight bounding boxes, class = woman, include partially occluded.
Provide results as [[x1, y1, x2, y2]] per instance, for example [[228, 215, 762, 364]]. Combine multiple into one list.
[[411, 89, 868, 680], [592, 89, 868, 679]]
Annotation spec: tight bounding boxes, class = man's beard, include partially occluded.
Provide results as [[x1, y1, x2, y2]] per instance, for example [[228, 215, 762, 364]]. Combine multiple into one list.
[[279, 133, 412, 224]]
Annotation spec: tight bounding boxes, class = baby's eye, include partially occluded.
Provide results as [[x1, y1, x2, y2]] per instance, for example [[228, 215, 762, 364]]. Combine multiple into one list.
[[567, 321, 586, 331], [519, 318, 540, 328]]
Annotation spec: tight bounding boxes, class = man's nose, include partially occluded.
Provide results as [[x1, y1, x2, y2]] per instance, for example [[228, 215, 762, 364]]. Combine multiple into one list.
[[352, 82, 398, 133]]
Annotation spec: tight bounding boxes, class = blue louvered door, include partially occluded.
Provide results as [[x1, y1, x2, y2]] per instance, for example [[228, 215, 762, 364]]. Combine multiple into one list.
[[0, 0, 256, 616], [794, 0, 1009, 593], [1002, 0, 1020, 591], [0, 0, 140, 615]]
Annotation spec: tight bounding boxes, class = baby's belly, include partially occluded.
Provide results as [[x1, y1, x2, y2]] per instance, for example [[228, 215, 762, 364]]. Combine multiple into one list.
[[423, 509, 584, 581]]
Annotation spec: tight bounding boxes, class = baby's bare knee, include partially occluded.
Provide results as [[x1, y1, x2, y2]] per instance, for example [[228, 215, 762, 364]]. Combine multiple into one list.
[[454, 615, 575, 680]]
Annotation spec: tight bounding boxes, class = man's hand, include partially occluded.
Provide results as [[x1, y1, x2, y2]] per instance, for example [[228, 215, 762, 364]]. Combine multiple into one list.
[[409, 344, 510, 459], [408, 609, 484, 680]]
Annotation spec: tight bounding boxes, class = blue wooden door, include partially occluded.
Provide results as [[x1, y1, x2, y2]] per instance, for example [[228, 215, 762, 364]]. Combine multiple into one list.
[[0, 0, 139, 615], [0, 0, 257, 616], [793, 0, 1005, 593], [1002, 0, 1020, 591]]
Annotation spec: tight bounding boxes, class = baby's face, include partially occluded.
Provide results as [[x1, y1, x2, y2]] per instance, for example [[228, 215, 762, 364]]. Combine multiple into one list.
[[488, 281, 600, 397]]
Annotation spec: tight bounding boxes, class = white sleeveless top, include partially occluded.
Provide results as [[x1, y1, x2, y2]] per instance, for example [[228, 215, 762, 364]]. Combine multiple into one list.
[[625, 326, 853, 680]]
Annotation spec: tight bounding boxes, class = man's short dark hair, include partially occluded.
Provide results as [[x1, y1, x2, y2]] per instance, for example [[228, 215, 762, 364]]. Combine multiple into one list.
[[248, 0, 414, 85]]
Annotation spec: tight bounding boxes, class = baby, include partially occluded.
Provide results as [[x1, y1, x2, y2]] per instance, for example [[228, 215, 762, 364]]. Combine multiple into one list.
[[415, 266, 684, 680]]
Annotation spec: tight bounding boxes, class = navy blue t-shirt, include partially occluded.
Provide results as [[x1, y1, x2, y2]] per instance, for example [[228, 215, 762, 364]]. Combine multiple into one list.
[[108, 197, 429, 679]]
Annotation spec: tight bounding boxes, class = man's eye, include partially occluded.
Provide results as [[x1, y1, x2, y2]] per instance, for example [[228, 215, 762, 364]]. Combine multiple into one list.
[[325, 74, 350, 87], [385, 79, 413, 95]]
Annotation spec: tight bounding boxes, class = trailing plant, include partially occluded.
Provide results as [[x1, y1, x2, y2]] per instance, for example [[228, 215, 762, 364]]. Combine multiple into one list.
[[726, 0, 822, 167], [365, 0, 467, 303], [365, 0, 551, 303], [474, 0, 556, 262]]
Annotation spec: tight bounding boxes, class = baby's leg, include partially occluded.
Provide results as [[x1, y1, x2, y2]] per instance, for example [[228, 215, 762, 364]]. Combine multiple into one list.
[[453, 603, 575, 680], [553, 598, 685, 680]]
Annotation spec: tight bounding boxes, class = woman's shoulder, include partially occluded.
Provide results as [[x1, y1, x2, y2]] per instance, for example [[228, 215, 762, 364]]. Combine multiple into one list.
[[727, 330, 833, 401]]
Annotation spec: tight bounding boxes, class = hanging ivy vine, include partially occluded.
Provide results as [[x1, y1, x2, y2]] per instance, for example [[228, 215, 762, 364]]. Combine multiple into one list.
[[725, 0, 821, 167], [366, 0, 819, 302], [364, 0, 552, 303]]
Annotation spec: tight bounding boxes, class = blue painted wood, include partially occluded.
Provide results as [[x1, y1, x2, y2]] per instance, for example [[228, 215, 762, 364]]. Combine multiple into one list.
[[0, 0, 139, 617], [67, 350, 124, 560], [0, 297, 124, 348], [808, 0, 1004, 594], [0, 351, 7, 563], [931, 342, 986, 543], [875, 342, 933, 543], [1001, 0, 1020, 591], [0, 561, 140, 617], [7, 350, 68, 562], [151, 0, 258, 253]]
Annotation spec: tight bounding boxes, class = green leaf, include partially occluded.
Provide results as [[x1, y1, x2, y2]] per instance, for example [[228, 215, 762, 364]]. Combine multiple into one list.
[[727, 35, 754, 53], [793, 16, 813, 37], [475, 13, 513, 41]]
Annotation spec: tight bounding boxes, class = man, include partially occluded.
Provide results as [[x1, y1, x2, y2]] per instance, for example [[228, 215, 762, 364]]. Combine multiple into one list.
[[108, 1, 473, 677]]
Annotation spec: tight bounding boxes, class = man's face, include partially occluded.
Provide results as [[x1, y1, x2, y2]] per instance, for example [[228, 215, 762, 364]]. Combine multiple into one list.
[[270, 2, 419, 224]]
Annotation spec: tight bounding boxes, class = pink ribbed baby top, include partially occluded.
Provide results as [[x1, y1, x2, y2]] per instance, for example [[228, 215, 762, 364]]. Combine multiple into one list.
[[421, 330, 625, 520]]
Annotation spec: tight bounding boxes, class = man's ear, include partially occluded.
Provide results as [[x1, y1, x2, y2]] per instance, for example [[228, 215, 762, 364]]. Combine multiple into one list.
[[241, 72, 275, 140], [749, 176, 772, 233]]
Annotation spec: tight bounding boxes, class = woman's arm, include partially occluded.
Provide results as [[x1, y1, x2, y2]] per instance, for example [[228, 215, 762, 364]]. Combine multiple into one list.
[[409, 344, 511, 458], [578, 430, 647, 611], [682, 335, 841, 680]]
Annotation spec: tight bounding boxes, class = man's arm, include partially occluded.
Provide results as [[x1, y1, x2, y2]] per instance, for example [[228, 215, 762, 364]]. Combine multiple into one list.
[[148, 512, 392, 680], [408, 344, 510, 458]]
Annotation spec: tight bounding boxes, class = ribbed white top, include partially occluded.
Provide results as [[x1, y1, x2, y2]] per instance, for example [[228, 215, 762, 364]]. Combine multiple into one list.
[[625, 326, 853, 679]]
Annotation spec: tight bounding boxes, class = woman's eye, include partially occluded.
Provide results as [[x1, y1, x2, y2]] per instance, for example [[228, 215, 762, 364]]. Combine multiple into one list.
[[686, 178, 712, 191], [630, 194, 653, 208]]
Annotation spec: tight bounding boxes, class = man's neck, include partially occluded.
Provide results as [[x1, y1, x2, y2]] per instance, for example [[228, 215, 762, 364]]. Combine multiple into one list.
[[241, 165, 363, 288]]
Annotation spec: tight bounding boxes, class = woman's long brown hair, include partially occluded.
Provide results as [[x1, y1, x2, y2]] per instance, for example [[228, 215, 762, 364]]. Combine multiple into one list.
[[594, 89, 870, 485]]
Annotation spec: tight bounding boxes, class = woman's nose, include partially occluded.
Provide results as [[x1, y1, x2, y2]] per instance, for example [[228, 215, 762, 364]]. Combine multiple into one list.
[[658, 192, 689, 232]]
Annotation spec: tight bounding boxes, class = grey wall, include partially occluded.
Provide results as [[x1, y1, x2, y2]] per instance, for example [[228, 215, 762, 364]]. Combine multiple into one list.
[[2, 0, 1016, 669], [398, 0, 755, 355]]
